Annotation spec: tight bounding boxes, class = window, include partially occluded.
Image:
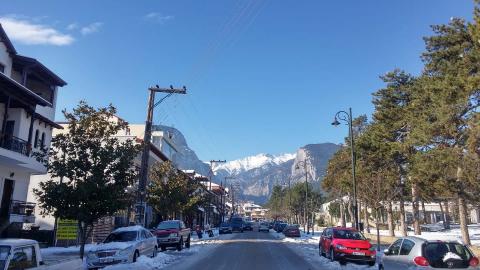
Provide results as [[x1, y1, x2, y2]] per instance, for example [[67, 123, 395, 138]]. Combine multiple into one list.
[[0, 63, 4, 73], [40, 132, 45, 149], [34, 130, 39, 148], [8, 246, 37, 269], [141, 230, 148, 240], [399, 239, 415, 255], [388, 239, 403, 256]]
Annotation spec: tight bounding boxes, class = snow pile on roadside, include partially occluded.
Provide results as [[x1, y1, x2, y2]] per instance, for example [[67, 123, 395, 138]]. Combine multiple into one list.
[[41, 244, 96, 256], [103, 253, 177, 270]]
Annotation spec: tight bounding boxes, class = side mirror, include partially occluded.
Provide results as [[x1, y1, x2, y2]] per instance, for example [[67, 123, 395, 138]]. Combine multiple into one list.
[[383, 249, 390, 256]]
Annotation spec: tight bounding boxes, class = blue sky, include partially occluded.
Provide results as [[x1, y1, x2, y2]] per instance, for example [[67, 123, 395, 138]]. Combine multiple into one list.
[[0, 0, 474, 161]]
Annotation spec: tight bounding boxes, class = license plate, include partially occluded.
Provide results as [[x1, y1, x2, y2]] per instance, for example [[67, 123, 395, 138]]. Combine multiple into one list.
[[352, 252, 365, 256], [99, 258, 114, 263]]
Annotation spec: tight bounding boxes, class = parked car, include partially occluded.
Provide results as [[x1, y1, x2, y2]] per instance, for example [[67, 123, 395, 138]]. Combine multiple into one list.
[[231, 217, 244, 233], [259, 222, 270, 232], [0, 239, 44, 270], [244, 221, 254, 231], [319, 227, 376, 266], [275, 223, 288, 233], [283, 225, 301, 237], [151, 220, 191, 251], [219, 222, 233, 234], [379, 236, 479, 270], [86, 226, 158, 269]]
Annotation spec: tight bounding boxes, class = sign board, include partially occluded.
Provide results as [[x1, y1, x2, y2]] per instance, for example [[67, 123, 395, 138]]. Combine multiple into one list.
[[56, 219, 78, 240]]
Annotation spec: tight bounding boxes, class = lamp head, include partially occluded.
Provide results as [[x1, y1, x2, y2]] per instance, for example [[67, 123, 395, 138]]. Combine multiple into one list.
[[331, 117, 341, 126]]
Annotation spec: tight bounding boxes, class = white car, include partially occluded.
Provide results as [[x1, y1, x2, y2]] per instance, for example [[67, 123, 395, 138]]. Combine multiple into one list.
[[0, 239, 44, 270], [259, 222, 270, 232], [86, 225, 158, 269]]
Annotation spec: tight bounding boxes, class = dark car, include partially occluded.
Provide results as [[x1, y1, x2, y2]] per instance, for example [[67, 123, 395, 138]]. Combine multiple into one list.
[[283, 225, 301, 237], [230, 217, 244, 233], [219, 222, 232, 234], [243, 221, 253, 231], [275, 223, 288, 233]]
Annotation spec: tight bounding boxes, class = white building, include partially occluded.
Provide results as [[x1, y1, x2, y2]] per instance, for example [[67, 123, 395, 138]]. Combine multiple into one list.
[[0, 24, 66, 234]]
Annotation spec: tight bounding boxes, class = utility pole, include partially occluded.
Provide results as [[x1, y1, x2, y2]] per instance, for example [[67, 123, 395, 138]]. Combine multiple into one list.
[[304, 161, 309, 234], [136, 85, 187, 226], [224, 176, 236, 221]]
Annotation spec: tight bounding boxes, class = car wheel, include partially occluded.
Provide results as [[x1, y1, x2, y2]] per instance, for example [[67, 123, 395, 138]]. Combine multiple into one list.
[[329, 248, 336, 262], [319, 245, 323, 257], [133, 250, 139, 263], [152, 246, 158, 258], [185, 237, 191, 249], [339, 260, 347, 265], [177, 237, 183, 251], [368, 261, 375, 267], [161, 246, 166, 252]]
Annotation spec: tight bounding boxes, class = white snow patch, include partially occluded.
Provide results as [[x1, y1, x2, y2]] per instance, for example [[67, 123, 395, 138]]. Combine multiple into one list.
[[213, 153, 296, 174], [443, 252, 462, 262]]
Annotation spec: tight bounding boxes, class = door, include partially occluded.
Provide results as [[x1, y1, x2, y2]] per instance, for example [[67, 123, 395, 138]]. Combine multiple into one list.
[[396, 239, 416, 267], [3, 121, 14, 148], [0, 179, 15, 220], [382, 239, 404, 270]]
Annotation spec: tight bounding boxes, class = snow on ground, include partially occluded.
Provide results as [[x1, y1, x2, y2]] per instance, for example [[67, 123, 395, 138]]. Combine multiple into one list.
[[273, 231, 377, 270], [374, 224, 480, 246]]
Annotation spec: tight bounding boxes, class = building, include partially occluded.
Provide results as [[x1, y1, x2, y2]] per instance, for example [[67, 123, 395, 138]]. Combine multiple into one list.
[[0, 24, 66, 235], [239, 202, 269, 220]]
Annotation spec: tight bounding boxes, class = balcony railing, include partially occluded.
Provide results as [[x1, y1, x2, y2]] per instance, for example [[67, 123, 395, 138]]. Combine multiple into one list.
[[0, 134, 29, 156], [9, 200, 36, 223]]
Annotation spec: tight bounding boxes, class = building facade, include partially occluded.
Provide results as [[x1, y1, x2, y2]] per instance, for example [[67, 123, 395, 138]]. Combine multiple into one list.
[[0, 24, 66, 235]]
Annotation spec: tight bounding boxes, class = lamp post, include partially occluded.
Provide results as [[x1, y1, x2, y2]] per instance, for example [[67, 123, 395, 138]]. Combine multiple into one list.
[[295, 160, 309, 234], [331, 107, 358, 230]]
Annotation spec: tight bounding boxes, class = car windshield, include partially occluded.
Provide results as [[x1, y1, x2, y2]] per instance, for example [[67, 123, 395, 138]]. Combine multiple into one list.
[[231, 218, 243, 225], [220, 223, 230, 227], [0, 246, 10, 270], [157, 221, 179, 230], [104, 231, 138, 243], [424, 242, 472, 268], [333, 229, 366, 240]]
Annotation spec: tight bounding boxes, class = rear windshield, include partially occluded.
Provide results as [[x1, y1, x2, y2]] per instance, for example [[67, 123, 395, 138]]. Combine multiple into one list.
[[424, 242, 472, 268], [220, 223, 230, 227], [333, 229, 366, 240]]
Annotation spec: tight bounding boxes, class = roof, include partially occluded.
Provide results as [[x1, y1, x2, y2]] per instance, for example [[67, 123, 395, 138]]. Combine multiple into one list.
[[0, 238, 38, 247], [0, 24, 16, 54], [13, 55, 67, 86], [35, 112, 64, 129]]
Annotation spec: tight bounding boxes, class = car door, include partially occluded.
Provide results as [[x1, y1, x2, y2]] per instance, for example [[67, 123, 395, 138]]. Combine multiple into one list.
[[382, 239, 404, 270], [140, 230, 152, 255], [396, 239, 416, 267], [146, 230, 157, 252], [323, 228, 332, 252]]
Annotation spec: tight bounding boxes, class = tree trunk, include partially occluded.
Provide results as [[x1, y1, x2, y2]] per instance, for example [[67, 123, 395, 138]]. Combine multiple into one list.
[[78, 221, 92, 260], [340, 202, 346, 227], [347, 199, 354, 225], [421, 201, 428, 224], [456, 165, 471, 245], [387, 201, 395, 237], [439, 201, 447, 229], [363, 205, 370, 233], [358, 201, 362, 226], [444, 201, 451, 229], [399, 195, 407, 237], [412, 182, 421, 235]]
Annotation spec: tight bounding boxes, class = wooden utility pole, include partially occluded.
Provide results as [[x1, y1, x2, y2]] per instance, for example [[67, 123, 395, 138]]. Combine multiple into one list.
[[136, 85, 186, 226]]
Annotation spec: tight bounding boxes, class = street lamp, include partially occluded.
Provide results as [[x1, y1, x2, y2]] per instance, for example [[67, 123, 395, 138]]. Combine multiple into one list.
[[331, 107, 359, 230], [295, 160, 310, 234]]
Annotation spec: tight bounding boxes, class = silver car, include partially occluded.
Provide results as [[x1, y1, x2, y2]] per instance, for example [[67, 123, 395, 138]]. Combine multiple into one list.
[[379, 236, 479, 270], [86, 225, 158, 269]]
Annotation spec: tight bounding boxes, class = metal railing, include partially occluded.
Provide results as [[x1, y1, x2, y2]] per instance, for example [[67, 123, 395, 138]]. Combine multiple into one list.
[[10, 200, 36, 216], [0, 134, 29, 156]]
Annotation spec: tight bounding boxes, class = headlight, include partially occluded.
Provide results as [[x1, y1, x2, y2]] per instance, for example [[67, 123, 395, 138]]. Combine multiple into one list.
[[169, 233, 179, 238], [87, 252, 96, 259], [336, 244, 347, 250], [369, 247, 376, 252], [118, 248, 132, 256]]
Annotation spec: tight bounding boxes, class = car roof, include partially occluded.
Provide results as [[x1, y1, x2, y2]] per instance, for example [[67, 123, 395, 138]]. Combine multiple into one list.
[[402, 236, 463, 245], [0, 239, 39, 247], [332, 227, 357, 231], [113, 225, 145, 233]]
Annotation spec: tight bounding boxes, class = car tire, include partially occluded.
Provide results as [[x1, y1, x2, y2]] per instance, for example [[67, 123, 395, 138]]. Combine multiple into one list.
[[185, 237, 191, 249], [161, 246, 166, 252], [152, 246, 158, 258], [368, 261, 375, 267], [319, 245, 323, 257], [133, 250, 139, 263], [329, 248, 336, 262], [339, 260, 347, 266], [177, 237, 183, 251]]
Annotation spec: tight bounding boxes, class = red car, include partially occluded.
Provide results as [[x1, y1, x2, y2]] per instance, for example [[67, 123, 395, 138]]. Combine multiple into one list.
[[319, 227, 376, 266], [151, 220, 191, 251]]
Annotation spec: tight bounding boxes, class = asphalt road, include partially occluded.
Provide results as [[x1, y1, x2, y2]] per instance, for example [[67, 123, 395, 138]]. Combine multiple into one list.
[[164, 230, 317, 270]]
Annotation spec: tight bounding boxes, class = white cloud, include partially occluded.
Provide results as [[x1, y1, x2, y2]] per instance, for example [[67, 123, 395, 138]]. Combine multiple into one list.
[[0, 16, 74, 46], [67, 23, 79, 31], [144, 12, 174, 24], [80, 22, 103, 35]]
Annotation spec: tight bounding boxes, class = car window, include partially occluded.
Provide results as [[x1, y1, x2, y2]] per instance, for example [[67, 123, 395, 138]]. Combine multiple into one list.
[[141, 230, 148, 239], [0, 246, 10, 270], [180, 222, 186, 229], [424, 242, 472, 268], [333, 229, 366, 240], [8, 246, 37, 269], [104, 231, 138, 243], [326, 229, 332, 237], [158, 221, 179, 230], [146, 230, 154, 238], [399, 239, 415, 255], [389, 239, 403, 256]]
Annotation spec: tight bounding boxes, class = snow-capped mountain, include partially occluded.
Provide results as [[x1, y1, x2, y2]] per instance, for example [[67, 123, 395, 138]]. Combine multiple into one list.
[[213, 153, 296, 175]]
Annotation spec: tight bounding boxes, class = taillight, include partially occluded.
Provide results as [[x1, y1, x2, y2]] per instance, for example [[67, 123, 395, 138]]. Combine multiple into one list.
[[470, 257, 479, 267], [413, 256, 430, 266]]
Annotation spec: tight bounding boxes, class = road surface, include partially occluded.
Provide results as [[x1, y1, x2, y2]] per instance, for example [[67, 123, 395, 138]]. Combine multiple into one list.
[[163, 230, 317, 270]]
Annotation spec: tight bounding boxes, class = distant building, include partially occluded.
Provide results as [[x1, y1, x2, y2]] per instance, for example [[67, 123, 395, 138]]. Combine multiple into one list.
[[0, 24, 66, 235]]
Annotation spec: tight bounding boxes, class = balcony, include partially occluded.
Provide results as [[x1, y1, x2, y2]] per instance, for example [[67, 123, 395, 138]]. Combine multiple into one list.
[[9, 200, 36, 223], [0, 134, 29, 156]]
